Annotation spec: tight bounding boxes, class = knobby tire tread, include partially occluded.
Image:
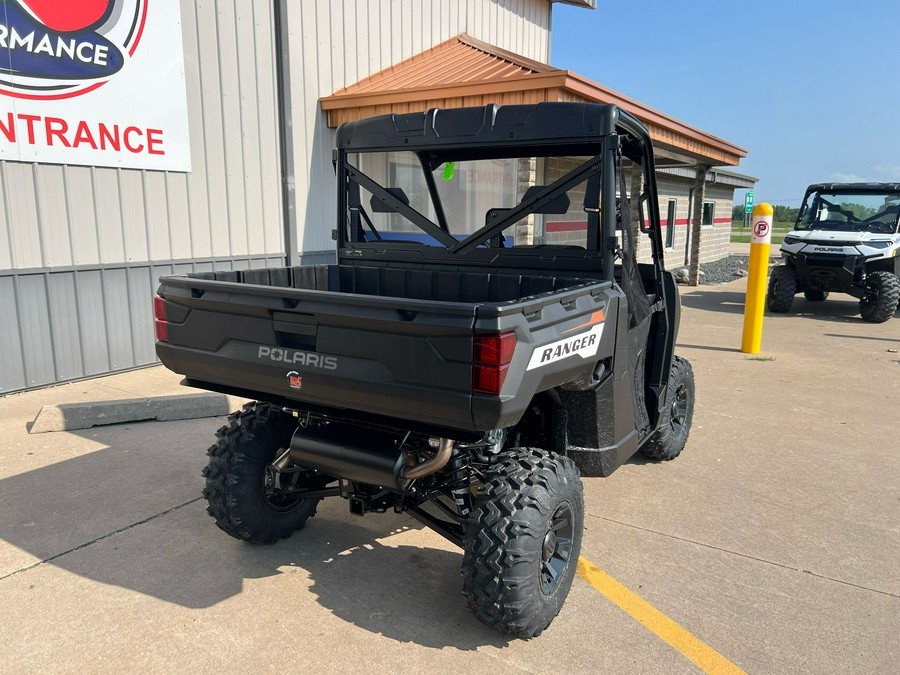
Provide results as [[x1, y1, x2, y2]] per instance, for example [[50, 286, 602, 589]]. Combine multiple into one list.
[[767, 266, 797, 313], [201, 401, 318, 545], [462, 448, 583, 639], [860, 271, 900, 323], [641, 356, 695, 461]]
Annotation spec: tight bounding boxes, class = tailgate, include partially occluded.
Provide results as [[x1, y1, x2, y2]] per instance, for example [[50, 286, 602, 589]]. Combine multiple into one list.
[[156, 275, 478, 430]]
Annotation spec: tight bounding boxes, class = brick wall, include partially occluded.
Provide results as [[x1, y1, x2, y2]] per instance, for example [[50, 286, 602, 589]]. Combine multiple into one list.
[[654, 177, 734, 267], [538, 158, 738, 266]]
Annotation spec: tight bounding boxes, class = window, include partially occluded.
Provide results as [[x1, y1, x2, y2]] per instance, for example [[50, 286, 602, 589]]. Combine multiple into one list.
[[344, 151, 599, 249], [665, 199, 677, 248], [797, 189, 900, 234], [540, 156, 596, 249], [348, 151, 521, 244], [702, 201, 715, 227]]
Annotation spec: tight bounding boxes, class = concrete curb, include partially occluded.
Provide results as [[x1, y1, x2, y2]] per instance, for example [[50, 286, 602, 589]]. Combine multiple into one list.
[[29, 393, 234, 434]]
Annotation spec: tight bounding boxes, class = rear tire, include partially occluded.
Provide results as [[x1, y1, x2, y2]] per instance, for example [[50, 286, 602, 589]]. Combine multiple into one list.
[[859, 271, 900, 323], [641, 356, 695, 461], [461, 448, 584, 638], [804, 290, 829, 302], [202, 402, 320, 544], [767, 265, 797, 313]]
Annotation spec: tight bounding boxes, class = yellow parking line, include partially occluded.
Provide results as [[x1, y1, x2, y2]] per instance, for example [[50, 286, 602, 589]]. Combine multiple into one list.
[[577, 557, 746, 675]]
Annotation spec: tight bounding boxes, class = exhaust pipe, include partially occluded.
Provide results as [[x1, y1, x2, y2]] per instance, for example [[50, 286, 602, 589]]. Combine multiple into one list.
[[288, 423, 453, 490], [401, 438, 453, 480]]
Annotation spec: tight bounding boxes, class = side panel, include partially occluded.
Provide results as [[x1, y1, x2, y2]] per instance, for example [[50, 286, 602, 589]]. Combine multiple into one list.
[[562, 296, 640, 477], [472, 285, 618, 430]]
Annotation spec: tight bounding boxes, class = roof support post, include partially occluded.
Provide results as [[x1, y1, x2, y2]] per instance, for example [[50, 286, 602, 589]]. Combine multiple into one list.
[[688, 166, 708, 286], [628, 167, 644, 259]]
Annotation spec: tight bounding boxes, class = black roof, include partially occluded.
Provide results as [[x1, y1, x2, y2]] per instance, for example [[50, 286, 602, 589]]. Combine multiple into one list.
[[335, 102, 649, 154], [806, 182, 900, 192]]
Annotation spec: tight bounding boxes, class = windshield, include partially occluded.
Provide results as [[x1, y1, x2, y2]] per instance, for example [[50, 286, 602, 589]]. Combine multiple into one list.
[[344, 150, 606, 250], [796, 190, 900, 234]]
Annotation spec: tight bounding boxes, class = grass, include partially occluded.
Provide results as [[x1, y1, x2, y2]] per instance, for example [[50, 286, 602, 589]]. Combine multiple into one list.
[[731, 220, 794, 244]]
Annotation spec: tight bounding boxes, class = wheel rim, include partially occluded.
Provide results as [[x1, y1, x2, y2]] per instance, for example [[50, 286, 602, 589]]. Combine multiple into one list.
[[863, 283, 880, 307], [670, 383, 688, 434], [540, 502, 574, 594], [264, 451, 308, 513]]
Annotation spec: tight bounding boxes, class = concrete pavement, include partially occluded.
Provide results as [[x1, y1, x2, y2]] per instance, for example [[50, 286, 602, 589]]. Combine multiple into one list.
[[0, 280, 897, 674]]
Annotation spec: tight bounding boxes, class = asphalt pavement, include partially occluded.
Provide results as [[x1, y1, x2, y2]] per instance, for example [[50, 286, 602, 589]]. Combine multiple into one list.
[[0, 278, 897, 674]]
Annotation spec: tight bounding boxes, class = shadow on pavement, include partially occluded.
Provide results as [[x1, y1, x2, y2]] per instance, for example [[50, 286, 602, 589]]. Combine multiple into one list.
[[681, 290, 747, 315], [823, 332, 900, 344], [299, 512, 509, 649], [0, 422, 508, 649], [765, 299, 868, 324], [682, 288, 890, 325], [676, 343, 743, 354]]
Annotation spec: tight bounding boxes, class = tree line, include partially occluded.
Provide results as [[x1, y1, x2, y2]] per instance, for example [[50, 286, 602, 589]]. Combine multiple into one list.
[[732, 204, 799, 222]]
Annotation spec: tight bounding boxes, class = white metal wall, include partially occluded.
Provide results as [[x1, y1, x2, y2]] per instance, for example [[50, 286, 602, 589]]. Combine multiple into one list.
[[287, 0, 553, 256], [0, 0, 554, 393], [0, 0, 286, 392], [0, 0, 285, 272]]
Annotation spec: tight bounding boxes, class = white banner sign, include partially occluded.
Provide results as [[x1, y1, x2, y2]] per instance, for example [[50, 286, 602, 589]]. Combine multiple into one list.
[[0, 0, 191, 172]]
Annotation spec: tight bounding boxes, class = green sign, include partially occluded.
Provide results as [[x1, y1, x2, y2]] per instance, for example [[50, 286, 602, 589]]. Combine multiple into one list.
[[744, 190, 754, 214]]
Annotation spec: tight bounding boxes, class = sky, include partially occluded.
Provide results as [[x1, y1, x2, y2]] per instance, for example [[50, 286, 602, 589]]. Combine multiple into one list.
[[550, 0, 900, 206]]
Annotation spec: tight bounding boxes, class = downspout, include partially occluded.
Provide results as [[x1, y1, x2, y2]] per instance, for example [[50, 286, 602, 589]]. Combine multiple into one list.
[[274, 0, 299, 266]]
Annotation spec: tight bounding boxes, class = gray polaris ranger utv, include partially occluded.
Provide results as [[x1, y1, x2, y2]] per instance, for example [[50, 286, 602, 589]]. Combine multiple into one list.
[[767, 183, 900, 322], [154, 102, 695, 638]]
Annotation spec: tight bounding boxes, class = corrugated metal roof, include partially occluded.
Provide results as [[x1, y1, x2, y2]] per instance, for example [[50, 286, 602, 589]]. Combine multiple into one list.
[[322, 34, 748, 167], [659, 166, 759, 189], [331, 35, 553, 95]]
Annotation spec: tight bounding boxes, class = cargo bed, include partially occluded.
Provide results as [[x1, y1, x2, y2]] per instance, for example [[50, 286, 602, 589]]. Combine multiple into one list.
[[156, 263, 616, 434]]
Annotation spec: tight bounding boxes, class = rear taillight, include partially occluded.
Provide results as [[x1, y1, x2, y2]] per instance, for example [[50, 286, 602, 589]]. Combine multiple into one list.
[[153, 296, 168, 342], [473, 332, 516, 394]]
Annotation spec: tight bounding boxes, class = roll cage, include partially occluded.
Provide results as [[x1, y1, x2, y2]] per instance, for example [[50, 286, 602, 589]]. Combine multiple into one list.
[[333, 103, 667, 287]]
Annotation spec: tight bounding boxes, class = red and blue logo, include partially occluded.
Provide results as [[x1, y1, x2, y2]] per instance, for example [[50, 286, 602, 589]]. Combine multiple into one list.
[[0, 0, 147, 100]]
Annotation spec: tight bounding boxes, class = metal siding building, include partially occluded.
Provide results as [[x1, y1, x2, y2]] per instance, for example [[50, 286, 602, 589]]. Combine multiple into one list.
[[1, 0, 748, 394], [286, 0, 553, 260], [0, 0, 559, 393]]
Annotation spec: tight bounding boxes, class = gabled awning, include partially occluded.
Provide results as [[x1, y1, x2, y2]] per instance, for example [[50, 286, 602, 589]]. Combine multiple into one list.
[[321, 34, 746, 167]]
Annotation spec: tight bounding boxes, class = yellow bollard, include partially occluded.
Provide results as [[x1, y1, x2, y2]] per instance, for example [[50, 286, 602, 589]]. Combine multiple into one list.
[[741, 203, 774, 353]]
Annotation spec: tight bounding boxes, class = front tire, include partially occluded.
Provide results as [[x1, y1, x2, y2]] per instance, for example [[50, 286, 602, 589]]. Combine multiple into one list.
[[202, 402, 321, 544], [859, 271, 900, 323], [641, 356, 695, 461], [767, 265, 797, 313], [461, 448, 584, 638]]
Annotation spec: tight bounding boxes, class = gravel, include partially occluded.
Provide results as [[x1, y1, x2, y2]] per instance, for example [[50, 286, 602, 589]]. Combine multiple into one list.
[[672, 253, 782, 286], [699, 255, 751, 285]]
